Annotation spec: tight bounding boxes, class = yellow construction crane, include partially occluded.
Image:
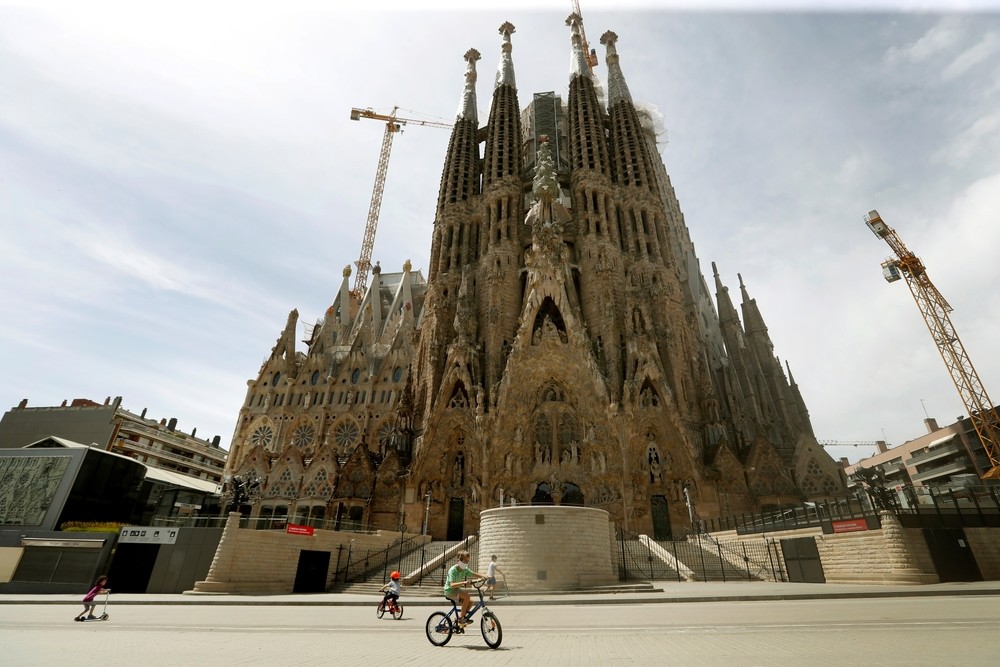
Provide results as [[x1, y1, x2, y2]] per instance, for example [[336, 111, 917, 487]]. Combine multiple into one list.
[[348, 106, 452, 302], [570, 0, 599, 73], [864, 209, 1000, 479]]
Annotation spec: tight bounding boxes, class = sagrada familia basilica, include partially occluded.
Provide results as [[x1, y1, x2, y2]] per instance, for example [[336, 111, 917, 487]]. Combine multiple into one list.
[[223, 16, 846, 540]]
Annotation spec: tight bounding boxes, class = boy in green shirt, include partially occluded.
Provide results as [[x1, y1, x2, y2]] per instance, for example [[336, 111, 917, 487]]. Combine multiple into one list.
[[443, 550, 486, 626]]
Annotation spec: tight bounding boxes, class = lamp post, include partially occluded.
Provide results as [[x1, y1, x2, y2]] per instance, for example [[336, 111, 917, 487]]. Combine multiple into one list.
[[421, 491, 432, 536]]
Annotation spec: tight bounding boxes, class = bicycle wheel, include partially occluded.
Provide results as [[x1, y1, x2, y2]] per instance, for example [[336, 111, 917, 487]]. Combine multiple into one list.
[[376, 602, 386, 619], [480, 611, 502, 649], [391, 603, 404, 620], [425, 612, 453, 647]]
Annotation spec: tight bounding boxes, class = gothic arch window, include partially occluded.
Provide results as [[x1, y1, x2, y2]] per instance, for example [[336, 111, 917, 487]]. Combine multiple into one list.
[[271, 371, 281, 387], [531, 297, 567, 345], [647, 444, 664, 484], [310, 371, 320, 385], [351, 369, 361, 384], [532, 387, 580, 467], [452, 452, 465, 488], [639, 378, 660, 408], [448, 382, 470, 409], [562, 483, 584, 506]]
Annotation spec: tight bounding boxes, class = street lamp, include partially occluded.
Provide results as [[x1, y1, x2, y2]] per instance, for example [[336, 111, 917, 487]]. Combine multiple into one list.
[[421, 491, 432, 535]]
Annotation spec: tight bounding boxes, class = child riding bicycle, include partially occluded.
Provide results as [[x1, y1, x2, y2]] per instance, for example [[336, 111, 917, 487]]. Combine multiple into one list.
[[380, 571, 402, 610], [443, 551, 486, 627]]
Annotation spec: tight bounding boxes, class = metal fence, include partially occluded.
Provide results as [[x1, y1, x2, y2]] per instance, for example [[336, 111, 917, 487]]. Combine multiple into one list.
[[705, 496, 878, 535], [617, 528, 785, 582], [895, 485, 1000, 528], [330, 536, 477, 588]]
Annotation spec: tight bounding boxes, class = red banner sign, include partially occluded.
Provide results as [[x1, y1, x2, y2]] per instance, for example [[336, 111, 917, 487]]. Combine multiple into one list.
[[831, 518, 868, 534], [286, 524, 315, 536]]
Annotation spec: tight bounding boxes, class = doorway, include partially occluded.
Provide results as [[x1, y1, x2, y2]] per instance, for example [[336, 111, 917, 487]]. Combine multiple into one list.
[[923, 528, 982, 582], [446, 498, 465, 541], [651, 495, 671, 540], [293, 550, 331, 593], [106, 543, 160, 593]]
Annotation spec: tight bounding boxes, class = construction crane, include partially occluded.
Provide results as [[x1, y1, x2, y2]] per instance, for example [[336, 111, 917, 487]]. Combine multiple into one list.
[[348, 106, 452, 302], [864, 209, 1000, 479], [570, 0, 599, 74]]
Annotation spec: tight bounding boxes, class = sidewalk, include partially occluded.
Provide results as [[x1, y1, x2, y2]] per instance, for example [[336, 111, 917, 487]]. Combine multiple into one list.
[[4, 580, 1000, 606]]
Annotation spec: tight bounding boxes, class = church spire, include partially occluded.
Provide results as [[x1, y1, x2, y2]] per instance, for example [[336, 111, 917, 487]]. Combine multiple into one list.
[[495, 21, 516, 90], [600, 30, 633, 107], [458, 48, 480, 124], [483, 22, 523, 187], [566, 14, 592, 80], [432, 48, 483, 252], [738, 273, 769, 337]]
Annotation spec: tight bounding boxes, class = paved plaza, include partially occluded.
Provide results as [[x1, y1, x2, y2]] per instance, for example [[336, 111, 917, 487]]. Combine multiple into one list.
[[3, 582, 1000, 666]]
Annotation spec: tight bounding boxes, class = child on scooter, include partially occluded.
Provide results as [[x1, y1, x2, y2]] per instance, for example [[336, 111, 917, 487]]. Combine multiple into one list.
[[75, 575, 109, 621]]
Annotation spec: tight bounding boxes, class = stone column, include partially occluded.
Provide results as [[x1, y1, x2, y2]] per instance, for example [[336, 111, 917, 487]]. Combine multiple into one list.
[[189, 512, 242, 593], [878, 510, 939, 584]]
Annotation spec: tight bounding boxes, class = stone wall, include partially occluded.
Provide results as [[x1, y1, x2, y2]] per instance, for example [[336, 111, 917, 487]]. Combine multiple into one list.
[[965, 528, 1000, 580], [478, 506, 616, 591], [191, 513, 426, 594], [811, 513, 937, 584]]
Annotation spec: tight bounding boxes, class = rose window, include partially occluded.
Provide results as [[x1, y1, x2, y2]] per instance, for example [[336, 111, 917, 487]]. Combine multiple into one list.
[[334, 421, 360, 450], [250, 425, 274, 450], [292, 425, 315, 448]]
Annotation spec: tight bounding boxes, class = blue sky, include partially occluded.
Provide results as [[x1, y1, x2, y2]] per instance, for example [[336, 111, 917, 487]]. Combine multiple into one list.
[[2, 1, 999, 464]]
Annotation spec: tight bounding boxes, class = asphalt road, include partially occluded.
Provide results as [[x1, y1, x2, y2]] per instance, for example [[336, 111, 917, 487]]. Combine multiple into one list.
[[3, 596, 997, 666]]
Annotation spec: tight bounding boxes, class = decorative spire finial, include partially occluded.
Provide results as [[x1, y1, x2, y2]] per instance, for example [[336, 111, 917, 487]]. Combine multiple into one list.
[[601, 30, 633, 106], [457, 48, 481, 122], [496, 22, 516, 89]]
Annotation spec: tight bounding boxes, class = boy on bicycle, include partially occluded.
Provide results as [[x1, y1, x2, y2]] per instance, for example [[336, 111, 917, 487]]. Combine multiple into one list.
[[443, 550, 485, 627], [380, 570, 402, 610]]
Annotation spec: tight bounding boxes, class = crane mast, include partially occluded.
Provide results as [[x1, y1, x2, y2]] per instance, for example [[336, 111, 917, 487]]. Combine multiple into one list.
[[570, 0, 599, 73], [348, 107, 452, 302], [865, 209, 1000, 479]]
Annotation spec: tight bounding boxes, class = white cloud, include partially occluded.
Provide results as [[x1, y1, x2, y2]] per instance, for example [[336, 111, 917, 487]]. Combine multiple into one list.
[[942, 31, 1000, 80], [936, 110, 1000, 166], [884, 16, 962, 65]]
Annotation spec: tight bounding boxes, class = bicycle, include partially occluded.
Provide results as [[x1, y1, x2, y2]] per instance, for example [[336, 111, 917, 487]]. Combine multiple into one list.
[[376, 595, 404, 620], [425, 576, 503, 649]]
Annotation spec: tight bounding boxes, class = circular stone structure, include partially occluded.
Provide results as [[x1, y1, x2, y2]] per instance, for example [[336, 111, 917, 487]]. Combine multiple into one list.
[[477, 505, 617, 591]]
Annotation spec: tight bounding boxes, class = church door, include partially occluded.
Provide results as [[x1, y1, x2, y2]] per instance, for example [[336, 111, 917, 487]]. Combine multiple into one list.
[[651, 495, 672, 540], [447, 498, 465, 541]]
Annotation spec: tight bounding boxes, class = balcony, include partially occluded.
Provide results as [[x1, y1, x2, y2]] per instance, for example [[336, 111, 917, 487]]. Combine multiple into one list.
[[881, 461, 908, 477], [911, 458, 974, 483], [907, 441, 963, 467]]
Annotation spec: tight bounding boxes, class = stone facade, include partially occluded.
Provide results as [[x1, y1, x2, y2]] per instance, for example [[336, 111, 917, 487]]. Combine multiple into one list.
[[222, 17, 845, 541]]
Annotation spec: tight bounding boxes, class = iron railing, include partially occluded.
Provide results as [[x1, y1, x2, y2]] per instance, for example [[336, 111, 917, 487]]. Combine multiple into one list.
[[617, 528, 785, 582]]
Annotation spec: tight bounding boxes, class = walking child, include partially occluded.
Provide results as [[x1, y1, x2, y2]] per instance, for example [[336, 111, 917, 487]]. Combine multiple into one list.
[[485, 554, 503, 600], [74, 575, 109, 621]]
